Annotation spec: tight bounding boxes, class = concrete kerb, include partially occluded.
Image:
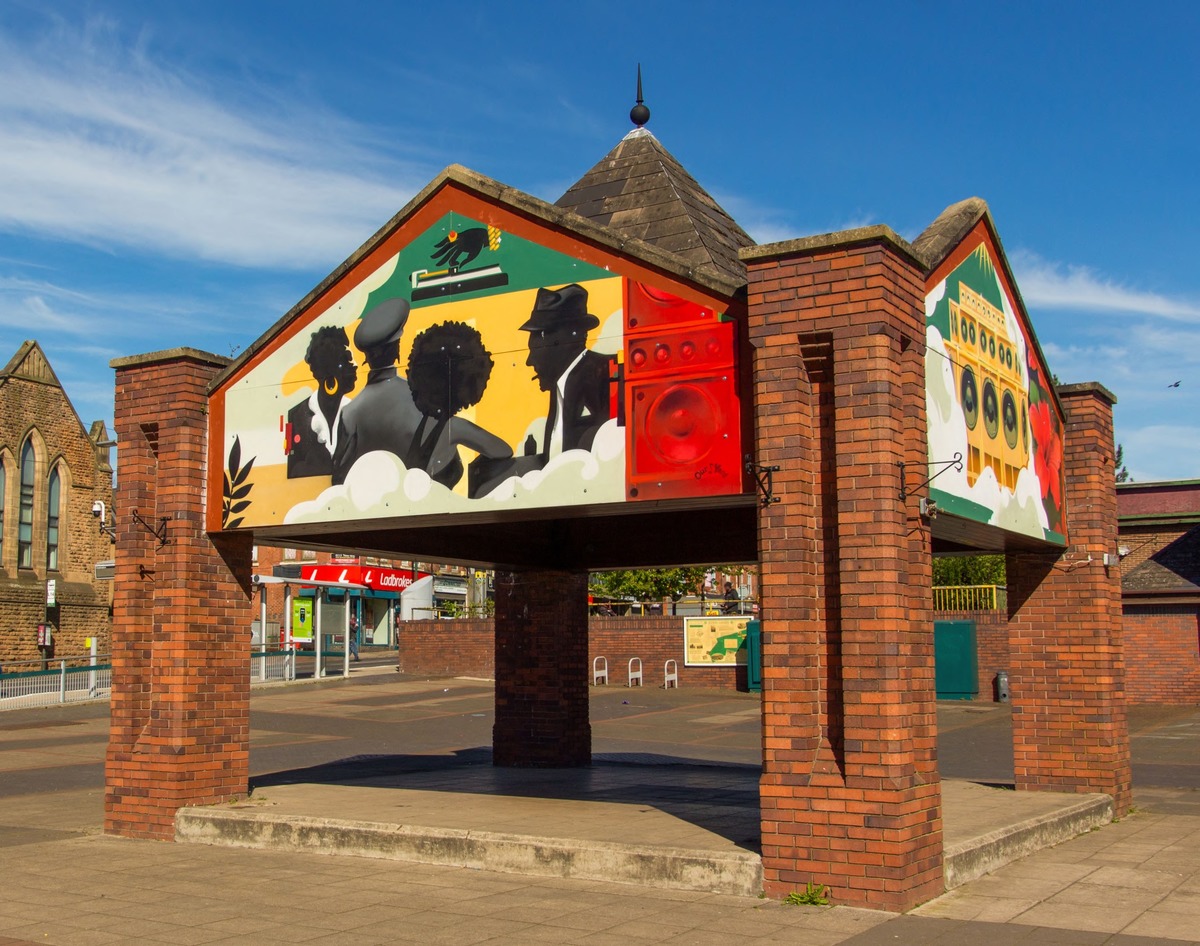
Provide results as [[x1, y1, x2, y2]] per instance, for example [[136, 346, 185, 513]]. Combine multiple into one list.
[[175, 806, 765, 896], [175, 780, 1115, 901], [943, 791, 1114, 889]]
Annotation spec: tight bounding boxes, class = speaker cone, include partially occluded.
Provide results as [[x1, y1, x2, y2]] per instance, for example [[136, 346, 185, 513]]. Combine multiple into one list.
[[1002, 390, 1018, 448], [983, 380, 999, 440], [645, 383, 718, 464], [961, 366, 979, 430]]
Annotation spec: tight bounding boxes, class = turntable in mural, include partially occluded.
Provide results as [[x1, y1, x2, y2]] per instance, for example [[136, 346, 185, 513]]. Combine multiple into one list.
[[210, 204, 744, 532], [925, 229, 1067, 544]]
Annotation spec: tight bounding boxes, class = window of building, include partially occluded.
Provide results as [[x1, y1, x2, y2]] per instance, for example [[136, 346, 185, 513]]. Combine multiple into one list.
[[0, 456, 6, 561], [46, 467, 61, 571], [18, 439, 35, 569]]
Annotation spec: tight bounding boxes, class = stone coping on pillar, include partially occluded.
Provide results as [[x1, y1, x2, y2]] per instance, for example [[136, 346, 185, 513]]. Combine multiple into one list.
[[739, 224, 926, 270], [1056, 381, 1118, 406], [110, 347, 230, 371]]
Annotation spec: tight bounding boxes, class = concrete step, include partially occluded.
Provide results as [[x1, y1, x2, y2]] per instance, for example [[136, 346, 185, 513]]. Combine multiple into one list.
[[943, 790, 1113, 889], [175, 806, 764, 897]]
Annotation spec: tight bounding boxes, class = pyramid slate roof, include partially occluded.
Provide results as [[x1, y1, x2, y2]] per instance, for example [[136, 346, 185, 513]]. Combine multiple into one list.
[[555, 128, 755, 287]]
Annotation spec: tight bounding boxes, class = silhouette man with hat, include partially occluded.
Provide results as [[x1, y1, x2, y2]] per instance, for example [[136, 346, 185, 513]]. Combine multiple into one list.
[[331, 297, 423, 484], [520, 283, 616, 461]]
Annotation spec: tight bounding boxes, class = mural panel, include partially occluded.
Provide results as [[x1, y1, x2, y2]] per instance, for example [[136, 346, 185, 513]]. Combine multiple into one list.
[[925, 228, 1067, 544], [216, 212, 743, 531]]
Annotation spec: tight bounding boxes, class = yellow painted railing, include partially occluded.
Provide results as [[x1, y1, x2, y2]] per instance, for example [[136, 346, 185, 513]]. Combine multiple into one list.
[[932, 584, 1006, 612]]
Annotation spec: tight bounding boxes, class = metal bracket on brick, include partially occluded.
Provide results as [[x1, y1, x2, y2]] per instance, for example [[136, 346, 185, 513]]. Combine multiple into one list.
[[898, 452, 963, 501], [745, 456, 781, 507], [131, 509, 170, 548]]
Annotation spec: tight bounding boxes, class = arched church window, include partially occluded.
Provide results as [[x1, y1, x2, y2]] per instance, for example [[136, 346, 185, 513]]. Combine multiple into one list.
[[19, 439, 35, 569], [0, 456, 6, 562], [47, 466, 61, 571]]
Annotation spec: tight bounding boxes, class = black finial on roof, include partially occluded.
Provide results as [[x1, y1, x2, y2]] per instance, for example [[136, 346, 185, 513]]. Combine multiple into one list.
[[630, 63, 650, 128]]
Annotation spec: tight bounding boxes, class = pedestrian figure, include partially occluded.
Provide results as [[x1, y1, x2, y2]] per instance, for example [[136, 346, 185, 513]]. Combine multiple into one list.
[[721, 581, 740, 615]]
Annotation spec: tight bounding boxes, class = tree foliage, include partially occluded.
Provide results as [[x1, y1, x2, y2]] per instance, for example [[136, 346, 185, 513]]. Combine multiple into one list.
[[932, 554, 1005, 587], [589, 567, 708, 603], [1115, 443, 1132, 483], [589, 565, 753, 605]]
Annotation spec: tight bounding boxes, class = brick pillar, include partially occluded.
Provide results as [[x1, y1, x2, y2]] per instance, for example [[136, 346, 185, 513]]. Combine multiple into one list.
[[743, 231, 943, 911], [1007, 382, 1131, 814], [105, 349, 254, 839], [492, 568, 590, 766]]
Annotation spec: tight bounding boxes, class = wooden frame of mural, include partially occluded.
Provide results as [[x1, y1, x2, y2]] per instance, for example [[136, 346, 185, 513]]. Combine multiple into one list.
[[925, 219, 1067, 546], [207, 182, 747, 534]]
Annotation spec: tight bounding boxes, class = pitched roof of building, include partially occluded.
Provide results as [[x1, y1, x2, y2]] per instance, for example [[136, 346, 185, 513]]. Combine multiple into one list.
[[1122, 526, 1200, 596], [1, 340, 64, 389], [554, 128, 755, 287]]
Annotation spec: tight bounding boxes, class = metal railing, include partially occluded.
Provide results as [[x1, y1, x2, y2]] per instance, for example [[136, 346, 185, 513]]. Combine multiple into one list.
[[250, 649, 296, 683], [933, 584, 1007, 612], [0, 654, 112, 708]]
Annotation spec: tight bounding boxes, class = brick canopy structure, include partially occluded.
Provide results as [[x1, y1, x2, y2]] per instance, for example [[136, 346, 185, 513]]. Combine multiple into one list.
[[104, 119, 1129, 911]]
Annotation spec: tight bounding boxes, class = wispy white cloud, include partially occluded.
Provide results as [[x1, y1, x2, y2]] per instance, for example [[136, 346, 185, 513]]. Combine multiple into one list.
[[1012, 249, 1200, 322], [0, 17, 432, 270]]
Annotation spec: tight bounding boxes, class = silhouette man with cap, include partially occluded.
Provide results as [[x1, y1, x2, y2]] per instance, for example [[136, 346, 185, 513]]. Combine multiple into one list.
[[331, 297, 423, 485]]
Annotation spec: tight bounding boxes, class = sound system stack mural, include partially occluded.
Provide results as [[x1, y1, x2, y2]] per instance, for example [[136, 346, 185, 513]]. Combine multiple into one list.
[[925, 222, 1067, 544]]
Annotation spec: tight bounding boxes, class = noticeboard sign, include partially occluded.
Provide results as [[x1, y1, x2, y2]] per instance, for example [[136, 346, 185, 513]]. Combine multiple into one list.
[[684, 616, 750, 667], [291, 598, 314, 643]]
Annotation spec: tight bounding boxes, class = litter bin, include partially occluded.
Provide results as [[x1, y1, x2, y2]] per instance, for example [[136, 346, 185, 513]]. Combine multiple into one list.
[[745, 619, 762, 693], [995, 670, 1010, 703]]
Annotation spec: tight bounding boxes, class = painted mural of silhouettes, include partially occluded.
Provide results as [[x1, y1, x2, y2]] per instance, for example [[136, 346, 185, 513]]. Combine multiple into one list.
[[520, 283, 616, 463], [404, 321, 512, 495], [287, 326, 358, 478], [331, 298, 423, 485]]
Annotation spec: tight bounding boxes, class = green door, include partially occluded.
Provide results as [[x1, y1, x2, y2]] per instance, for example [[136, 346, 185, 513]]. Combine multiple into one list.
[[934, 620, 978, 700]]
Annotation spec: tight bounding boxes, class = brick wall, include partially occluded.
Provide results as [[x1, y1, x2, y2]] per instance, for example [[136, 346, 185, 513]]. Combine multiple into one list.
[[1006, 384, 1131, 814], [1124, 604, 1200, 704], [396, 615, 743, 689], [105, 349, 254, 840], [744, 231, 943, 911]]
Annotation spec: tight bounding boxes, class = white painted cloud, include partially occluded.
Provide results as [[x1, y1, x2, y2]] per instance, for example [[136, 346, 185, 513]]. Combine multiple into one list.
[[0, 18, 429, 270], [284, 420, 627, 526]]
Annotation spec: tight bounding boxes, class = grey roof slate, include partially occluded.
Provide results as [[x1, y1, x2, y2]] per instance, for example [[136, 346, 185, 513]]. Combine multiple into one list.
[[1123, 525, 1200, 595], [555, 128, 755, 287]]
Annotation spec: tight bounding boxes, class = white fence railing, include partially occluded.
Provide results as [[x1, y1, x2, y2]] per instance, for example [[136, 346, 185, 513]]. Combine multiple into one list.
[[0, 649, 300, 711], [250, 649, 296, 684], [0, 655, 112, 708]]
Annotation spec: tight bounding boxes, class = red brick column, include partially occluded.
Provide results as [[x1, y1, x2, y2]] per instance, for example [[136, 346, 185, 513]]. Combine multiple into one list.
[[1007, 383, 1131, 814], [105, 349, 254, 839], [743, 231, 943, 911], [492, 568, 590, 766]]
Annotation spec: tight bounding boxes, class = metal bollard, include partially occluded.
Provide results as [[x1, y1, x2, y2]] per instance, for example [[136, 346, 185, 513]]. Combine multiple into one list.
[[996, 670, 1010, 703]]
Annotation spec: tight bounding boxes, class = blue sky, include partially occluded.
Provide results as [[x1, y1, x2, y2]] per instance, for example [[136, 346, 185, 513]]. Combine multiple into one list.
[[1, 1, 1197, 482]]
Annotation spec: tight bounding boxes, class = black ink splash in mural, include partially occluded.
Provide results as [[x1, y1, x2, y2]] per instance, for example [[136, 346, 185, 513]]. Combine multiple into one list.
[[410, 226, 508, 301], [285, 326, 358, 479], [406, 321, 512, 497], [222, 436, 255, 529], [331, 298, 422, 485]]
